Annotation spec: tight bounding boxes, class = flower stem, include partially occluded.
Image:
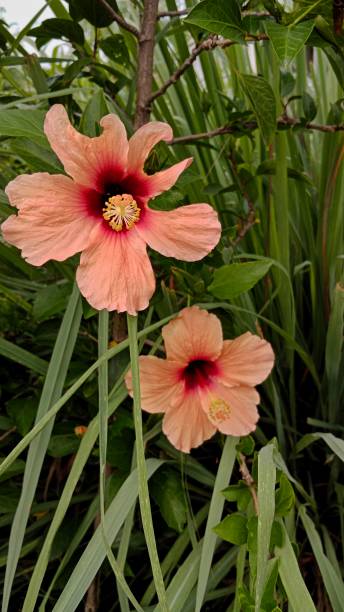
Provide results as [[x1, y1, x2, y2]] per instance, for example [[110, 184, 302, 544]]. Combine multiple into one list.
[[98, 310, 143, 612], [127, 313, 169, 612]]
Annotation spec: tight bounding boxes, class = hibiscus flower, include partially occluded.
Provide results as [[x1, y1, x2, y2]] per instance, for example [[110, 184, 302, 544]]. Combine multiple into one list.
[[125, 306, 274, 452], [1, 105, 221, 314]]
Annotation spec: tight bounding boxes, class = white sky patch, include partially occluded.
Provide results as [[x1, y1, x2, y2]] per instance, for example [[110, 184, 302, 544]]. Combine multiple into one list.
[[0, 0, 53, 29]]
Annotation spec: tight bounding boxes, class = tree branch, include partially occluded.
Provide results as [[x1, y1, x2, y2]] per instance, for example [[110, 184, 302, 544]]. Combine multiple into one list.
[[135, 0, 159, 128], [169, 118, 344, 145], [148, 34, 268, 105], [97, 0, 139, 38], [158, 9, 188, 18]]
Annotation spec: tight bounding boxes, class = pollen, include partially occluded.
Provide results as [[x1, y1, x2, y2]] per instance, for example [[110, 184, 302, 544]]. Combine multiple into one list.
[[209, 398, 231, 423], [102, 194, 140, 232]]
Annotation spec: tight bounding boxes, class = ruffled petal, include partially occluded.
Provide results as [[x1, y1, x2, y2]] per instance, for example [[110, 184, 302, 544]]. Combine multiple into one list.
[[44, 104, 129, 189], [201, 383, 260, 437], [2, 173, 97, 265], [162, 306, 223, 364], [144, 158, 193, 197], [76, 227, 155, 314], [125, 356, 184, 413], [127, 121, 172, 173], [216, 333, 274, 387], [136, 204, 221, 261], [162, 390, 216, 453]]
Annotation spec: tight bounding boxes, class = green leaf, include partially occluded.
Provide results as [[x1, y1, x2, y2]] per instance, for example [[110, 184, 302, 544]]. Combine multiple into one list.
[[295, 432, 344, 461], [0, 337, 48, 376], [265, 20, 314, 64], [150, 466, 187, 533], [48, 434, 80, 457], [302, 92, 317, 121], [29, 18, 85, 47], [33, 283, 73, 321], [299, 506, 344, 612], [222, 484, 251, 512], [99, 34, 130, 65], [0, 459, 26, 483], [213, 513, 248, 545], [237, 73, 277, 144], [0, 109, 47, 147], [69, 0, 122, 28], [186, 0, 244, 42], [256, 444, 276, 609], [79, 89, 109, 137], [275, 521, 316, 612], [208, 261, 272, 300], [275, 473, 295, 517], [6, 398, 37, 437], [236, 435, 255, 456]]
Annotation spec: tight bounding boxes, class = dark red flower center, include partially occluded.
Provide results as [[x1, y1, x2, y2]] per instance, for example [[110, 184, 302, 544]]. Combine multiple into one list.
[[182, 358, 218, 390]]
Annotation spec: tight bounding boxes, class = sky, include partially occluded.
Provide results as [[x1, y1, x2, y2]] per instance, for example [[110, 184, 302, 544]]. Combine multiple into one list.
[[0, 0, 53, 29]]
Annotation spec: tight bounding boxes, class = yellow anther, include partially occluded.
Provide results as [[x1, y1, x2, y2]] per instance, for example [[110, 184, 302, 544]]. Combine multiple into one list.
[[102, 194, 140, 232], [209, 398, 231, 423]]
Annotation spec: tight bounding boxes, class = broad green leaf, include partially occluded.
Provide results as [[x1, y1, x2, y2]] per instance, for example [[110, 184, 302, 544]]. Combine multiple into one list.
[[47, 434, 80, 457], [6, 398, 37, 437], [52, 459, 163, 612], [33, 283, 73, 321], [186, 0, 244, 42], [222, 484, 251, 512], [208, 261, 272, 300], [0, 109, 47, 146], [69, 0, 125, 28], [237, 73, 277, 144], [275, 522, 316, 612], [150, 466, 187, 533], [266, 21, 314, 64], [213, 513, 248, 545], [99, 34, 130, 65], [299, 506, 344, 612]]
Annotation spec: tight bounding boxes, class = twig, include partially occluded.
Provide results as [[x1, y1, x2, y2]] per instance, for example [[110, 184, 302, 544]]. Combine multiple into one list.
[[97, 0, 139, 38], [169, 118, 344, 145], [0, 426, 16, 442], [135, 0, 159, 128], [158, 9, 188, 18], [238, 452, 259, 515], [148, 34, 268, 105]]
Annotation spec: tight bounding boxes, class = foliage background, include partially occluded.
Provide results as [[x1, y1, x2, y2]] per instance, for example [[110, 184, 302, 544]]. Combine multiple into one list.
[[0, 0, 344, 610]]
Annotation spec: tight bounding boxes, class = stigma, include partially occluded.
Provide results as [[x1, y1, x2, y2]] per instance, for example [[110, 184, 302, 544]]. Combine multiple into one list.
[[102, 194, 140, 232]]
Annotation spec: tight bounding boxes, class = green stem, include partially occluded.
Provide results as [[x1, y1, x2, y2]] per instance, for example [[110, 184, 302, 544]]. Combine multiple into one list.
[[98, 310, 143, 612], [127, 313, 169, 612]]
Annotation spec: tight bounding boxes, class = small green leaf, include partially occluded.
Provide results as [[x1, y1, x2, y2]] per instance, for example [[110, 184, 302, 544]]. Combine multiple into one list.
[[275, 473, 295, 517], [150, 466, 187, 533], [186, 0, 244, 42], [265, 20, 314, 64], [48, 434, 80, 458], [69, 0, 122, 28], [302, 92, 317, 121], [237, 435, 255, 456], [29, 18, 85, 47], [237, 73, 277, 144], [99, 34, 130, 65], [6, 398, 37, 437], [79, 89, 109, 136], [33, 283, 72, 321], [208, 261, 272, 299], [222, 484, 251, 512], [213, 512, 248, 545]]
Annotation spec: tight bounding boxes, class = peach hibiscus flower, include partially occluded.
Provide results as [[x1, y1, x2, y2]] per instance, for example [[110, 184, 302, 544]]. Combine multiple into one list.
[[125, 307, 274, 452], [1, 105, 221, 314]]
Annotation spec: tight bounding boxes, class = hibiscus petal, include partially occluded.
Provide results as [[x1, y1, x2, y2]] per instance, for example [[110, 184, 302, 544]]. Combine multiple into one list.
[[127, 121, 173, 173], [162, 391, 216, 453], [44, 104, 128, 189], [76, 227, 155, 314], [125, 356, 184, 413], [2, 173, 97, 265], [136, 204, 221, 261], [201, 383, 260, 437], [216, 333, 274, 387], [144, 158, 193, 198], [162, 306, 223, 364]]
